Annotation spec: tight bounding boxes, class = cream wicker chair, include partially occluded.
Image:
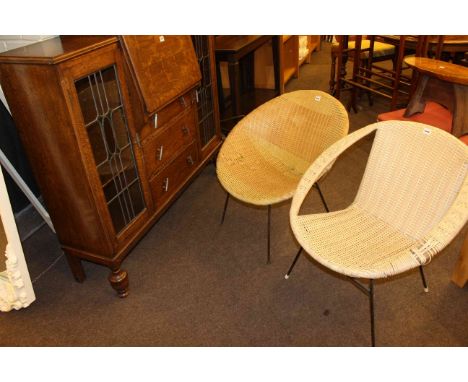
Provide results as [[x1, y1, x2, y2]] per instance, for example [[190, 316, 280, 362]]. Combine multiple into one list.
[[287, 120, 468, 346], [216, 90, 349, 263]]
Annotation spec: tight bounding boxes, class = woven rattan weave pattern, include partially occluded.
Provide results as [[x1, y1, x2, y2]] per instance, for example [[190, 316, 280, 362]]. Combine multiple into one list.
[[216, 90, 349, 206], [290, 121, 468, 279]]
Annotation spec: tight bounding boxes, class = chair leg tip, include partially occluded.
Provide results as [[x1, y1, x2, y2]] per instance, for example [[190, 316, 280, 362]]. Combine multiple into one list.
[[424, 287, 429, 293], [284, 274, 289, 280]]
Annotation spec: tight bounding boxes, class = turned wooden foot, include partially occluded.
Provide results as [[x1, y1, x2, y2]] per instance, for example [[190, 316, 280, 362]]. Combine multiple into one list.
[[65, 252, 86, 282], [109, 267, 129, 298]]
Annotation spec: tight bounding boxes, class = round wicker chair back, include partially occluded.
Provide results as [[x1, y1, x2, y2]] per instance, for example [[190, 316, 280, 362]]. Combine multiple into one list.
[[290, 121, 468, 279], [217, 90, 349, 205], [355, 122, 467, 240]]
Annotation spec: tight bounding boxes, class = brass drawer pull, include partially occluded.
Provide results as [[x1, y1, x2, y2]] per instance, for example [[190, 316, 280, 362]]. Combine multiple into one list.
[[153, 113, 158, 129], [157, 145, 164, 161], [162, 177, 169, 192], [181, 126, 189, 136], [187, 155, 194, 166]]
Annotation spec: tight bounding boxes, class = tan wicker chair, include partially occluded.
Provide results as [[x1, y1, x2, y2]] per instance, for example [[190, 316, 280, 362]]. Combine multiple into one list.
[[216, 90, 349, 263], [287, 120, 468, 346]]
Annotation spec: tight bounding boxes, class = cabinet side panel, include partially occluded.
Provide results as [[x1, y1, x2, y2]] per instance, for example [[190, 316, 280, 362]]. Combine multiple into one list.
[[0, 63, 113, 257]]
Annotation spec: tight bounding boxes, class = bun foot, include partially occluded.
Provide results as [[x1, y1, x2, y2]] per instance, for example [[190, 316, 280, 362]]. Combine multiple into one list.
[[109, 267, 129, 298], [65, 252, 86, 283]]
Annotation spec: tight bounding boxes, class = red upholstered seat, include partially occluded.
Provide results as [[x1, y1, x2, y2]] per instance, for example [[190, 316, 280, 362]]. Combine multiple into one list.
[[460, 135, 468, 145], [377, 101, 453, 133]]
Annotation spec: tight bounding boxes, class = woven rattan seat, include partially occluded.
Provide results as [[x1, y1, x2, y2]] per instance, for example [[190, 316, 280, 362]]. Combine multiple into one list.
[[216, 90, 349, 263], [287, 120, 468, 345], [293, 206, 418, 279]]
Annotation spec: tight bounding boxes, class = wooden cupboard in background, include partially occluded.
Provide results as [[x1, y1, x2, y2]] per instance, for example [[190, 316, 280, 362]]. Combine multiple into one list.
[[279, 35, 321, 92], [250, 35, 320, 92], [281, 36, 300, 88], [0, 35, 221, 297]]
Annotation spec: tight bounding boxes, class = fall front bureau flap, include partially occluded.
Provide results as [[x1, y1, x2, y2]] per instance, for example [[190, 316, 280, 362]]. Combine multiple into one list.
[[120, 35, 201, 115]]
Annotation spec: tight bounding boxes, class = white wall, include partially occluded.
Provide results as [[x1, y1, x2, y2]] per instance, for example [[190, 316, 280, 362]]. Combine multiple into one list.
[[0, 35, 55, 54], [0, 35, 56, 112]]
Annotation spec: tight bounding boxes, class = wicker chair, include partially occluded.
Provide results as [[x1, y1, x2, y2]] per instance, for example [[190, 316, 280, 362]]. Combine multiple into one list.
[[287, 120, 468, 346], [216, 90, 349, 263]]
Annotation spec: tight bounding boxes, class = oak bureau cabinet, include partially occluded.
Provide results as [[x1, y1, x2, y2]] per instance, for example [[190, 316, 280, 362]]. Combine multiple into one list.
[[0, 35, 222, 297]]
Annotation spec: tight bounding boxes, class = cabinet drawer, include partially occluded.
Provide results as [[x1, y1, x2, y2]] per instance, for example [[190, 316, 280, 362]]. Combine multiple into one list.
[[149, 142, 199, 207], [139, 90, 196, 142], [142, 108, 197, 179]]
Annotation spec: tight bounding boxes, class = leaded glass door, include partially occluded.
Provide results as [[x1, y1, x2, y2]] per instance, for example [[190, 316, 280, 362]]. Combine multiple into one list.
[[75, 65, 145, 234], [191, 35, 221, 156]]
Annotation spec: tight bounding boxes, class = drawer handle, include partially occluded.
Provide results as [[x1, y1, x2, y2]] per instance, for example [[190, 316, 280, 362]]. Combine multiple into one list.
[[157, 145, 164, 161], [187, 155, 194, 166], [181, 126, 189, 136], [179, 96, 187, 108], [162, 177, 169, 192], [154, 113, 158, 129]]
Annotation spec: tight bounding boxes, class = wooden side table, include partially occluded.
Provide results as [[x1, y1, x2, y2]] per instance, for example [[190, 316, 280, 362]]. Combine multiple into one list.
[[215, 36, 281, 118], [404, 57, 468, 137]]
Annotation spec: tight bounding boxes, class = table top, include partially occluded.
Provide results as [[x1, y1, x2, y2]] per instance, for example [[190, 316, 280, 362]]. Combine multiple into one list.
[[377, 35, 468, 54], [404, 57, 468, 86], [380, 35, 468, 45], [214, 36, 274, 62], [215, 36, 266, 52]]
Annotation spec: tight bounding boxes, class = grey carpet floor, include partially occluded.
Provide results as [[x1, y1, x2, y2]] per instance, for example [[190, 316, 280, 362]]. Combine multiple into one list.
[[1, 42, 467, 346]]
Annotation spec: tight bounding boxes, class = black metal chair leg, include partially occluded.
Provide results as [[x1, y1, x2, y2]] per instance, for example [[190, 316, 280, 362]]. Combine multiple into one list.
[[369, 279, 375, 347], [284, 247, 303, 279], [315, 183, 330, 212], [348, 277, 376, 346], [419, 265, 429, 293], [267, 205, 271, 264], [221, 193, 230, 225]]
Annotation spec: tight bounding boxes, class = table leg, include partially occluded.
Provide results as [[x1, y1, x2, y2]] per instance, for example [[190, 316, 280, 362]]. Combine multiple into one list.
[[215, 60, 225, 114], [452, 84, 468, 137], [404, 75, 429, 116], [228, 60, 241, 117], [272, 36, 281, 95], [329, 51, 337, 94], [241, 52, 255, 92], [452, 231, 468, 288], [335, 36, 349, 100]]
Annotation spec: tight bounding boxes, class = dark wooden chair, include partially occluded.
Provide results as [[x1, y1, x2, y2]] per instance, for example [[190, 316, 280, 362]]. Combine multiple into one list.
[[333, 36, 460, 112], [329, 35, 397, 96]]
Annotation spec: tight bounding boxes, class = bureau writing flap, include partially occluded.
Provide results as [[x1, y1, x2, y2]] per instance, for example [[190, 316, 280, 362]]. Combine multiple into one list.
[[120, 35, 201, 114]]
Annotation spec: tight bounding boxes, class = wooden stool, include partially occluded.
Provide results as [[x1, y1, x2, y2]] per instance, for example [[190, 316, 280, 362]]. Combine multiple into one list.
[[378, 57, 468, 137], [403, 57, 468, 137]]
